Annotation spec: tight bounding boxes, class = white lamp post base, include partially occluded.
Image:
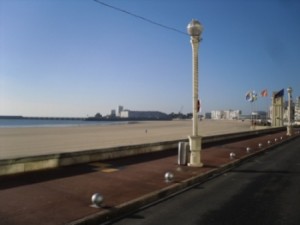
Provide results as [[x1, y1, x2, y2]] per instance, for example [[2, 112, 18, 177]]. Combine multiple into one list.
[[188, 135, 203, 167], [287, 125, 293, 136]]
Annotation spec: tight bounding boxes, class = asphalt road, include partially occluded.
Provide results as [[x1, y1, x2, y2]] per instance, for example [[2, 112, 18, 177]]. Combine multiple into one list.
[[109, 137, 300, 225]]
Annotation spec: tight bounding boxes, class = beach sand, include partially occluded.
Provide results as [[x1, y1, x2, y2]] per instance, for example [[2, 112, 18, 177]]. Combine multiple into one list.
[[0, 119, 253, 159]]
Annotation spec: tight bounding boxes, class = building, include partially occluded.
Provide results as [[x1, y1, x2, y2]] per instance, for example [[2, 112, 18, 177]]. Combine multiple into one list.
[[211, 110, 241, 120], [205, 112, 211, 119], [282, 100, 295, 122], [271, 96, 298, 125], [118, 105, 124, 117], [271, 92, 284, 127], [225, 110, 241, 120], [120, 110, 170, 120], [211, 110, 223, 120], [110, 109, 116, 117], [295, 97, 300, 122]]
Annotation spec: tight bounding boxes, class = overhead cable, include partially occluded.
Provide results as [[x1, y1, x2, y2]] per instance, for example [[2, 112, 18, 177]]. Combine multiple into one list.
[[93, 0, 188, 36]]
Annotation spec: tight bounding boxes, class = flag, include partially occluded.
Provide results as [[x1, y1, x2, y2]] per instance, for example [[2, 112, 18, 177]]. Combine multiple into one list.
[[246, 91, 253, 102], [246, 91, 257, 102], [252, 91, 258, 101], [261, 89, 268, 97], [274, 89, 284, 98]]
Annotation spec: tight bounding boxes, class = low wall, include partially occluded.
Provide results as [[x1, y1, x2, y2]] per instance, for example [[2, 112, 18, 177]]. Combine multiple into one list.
[[0, 127, 285, 176]]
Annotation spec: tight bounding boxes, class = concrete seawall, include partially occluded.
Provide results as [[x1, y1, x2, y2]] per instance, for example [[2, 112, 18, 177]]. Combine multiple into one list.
[[0, 127, 285, 176]]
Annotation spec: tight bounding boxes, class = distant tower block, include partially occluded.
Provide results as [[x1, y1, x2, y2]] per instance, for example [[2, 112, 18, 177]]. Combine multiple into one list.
[[272, 92, 284, 127], [118, 105, 124, 117]]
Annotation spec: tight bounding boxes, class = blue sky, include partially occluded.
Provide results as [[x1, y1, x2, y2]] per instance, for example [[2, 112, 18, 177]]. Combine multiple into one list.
[[1, 0, 300, 117]]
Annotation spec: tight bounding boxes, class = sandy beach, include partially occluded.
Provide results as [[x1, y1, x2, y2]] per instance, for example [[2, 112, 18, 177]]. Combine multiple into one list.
[[0, 119, 253, 159]]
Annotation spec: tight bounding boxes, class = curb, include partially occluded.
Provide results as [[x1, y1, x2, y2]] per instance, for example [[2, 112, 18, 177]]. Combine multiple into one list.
[[67, 134, 300, 225]]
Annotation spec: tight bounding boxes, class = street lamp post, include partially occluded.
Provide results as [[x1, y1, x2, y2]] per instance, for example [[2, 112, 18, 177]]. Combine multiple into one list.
[[187, 19, 203, 167], [287, 87, 293, 136]]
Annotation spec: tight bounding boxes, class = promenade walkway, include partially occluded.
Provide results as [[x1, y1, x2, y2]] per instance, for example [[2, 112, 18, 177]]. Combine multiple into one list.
[[0, 129, 298, 225]]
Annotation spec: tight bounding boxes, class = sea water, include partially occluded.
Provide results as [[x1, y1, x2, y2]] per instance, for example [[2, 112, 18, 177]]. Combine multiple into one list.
[[0, 118, 129, 128]]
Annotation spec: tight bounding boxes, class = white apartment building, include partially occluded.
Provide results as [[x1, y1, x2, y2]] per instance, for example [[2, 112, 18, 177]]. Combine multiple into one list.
[[211, 110, 241, 120], [120, 110, 169, 120]]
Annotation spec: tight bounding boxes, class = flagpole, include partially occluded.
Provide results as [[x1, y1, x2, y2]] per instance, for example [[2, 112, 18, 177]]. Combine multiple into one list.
[[260, 89, 269, 126], [251, 102, 254, 129], [254, 100, 256, 129], [266, 96, 268, 124], [253, 91, 257, 129], [246, 90, 256, 129]]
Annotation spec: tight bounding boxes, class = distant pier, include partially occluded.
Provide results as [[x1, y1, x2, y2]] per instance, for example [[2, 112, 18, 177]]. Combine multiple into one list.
[[0, 115, 171, 121], [0, 115, 85, 121]]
